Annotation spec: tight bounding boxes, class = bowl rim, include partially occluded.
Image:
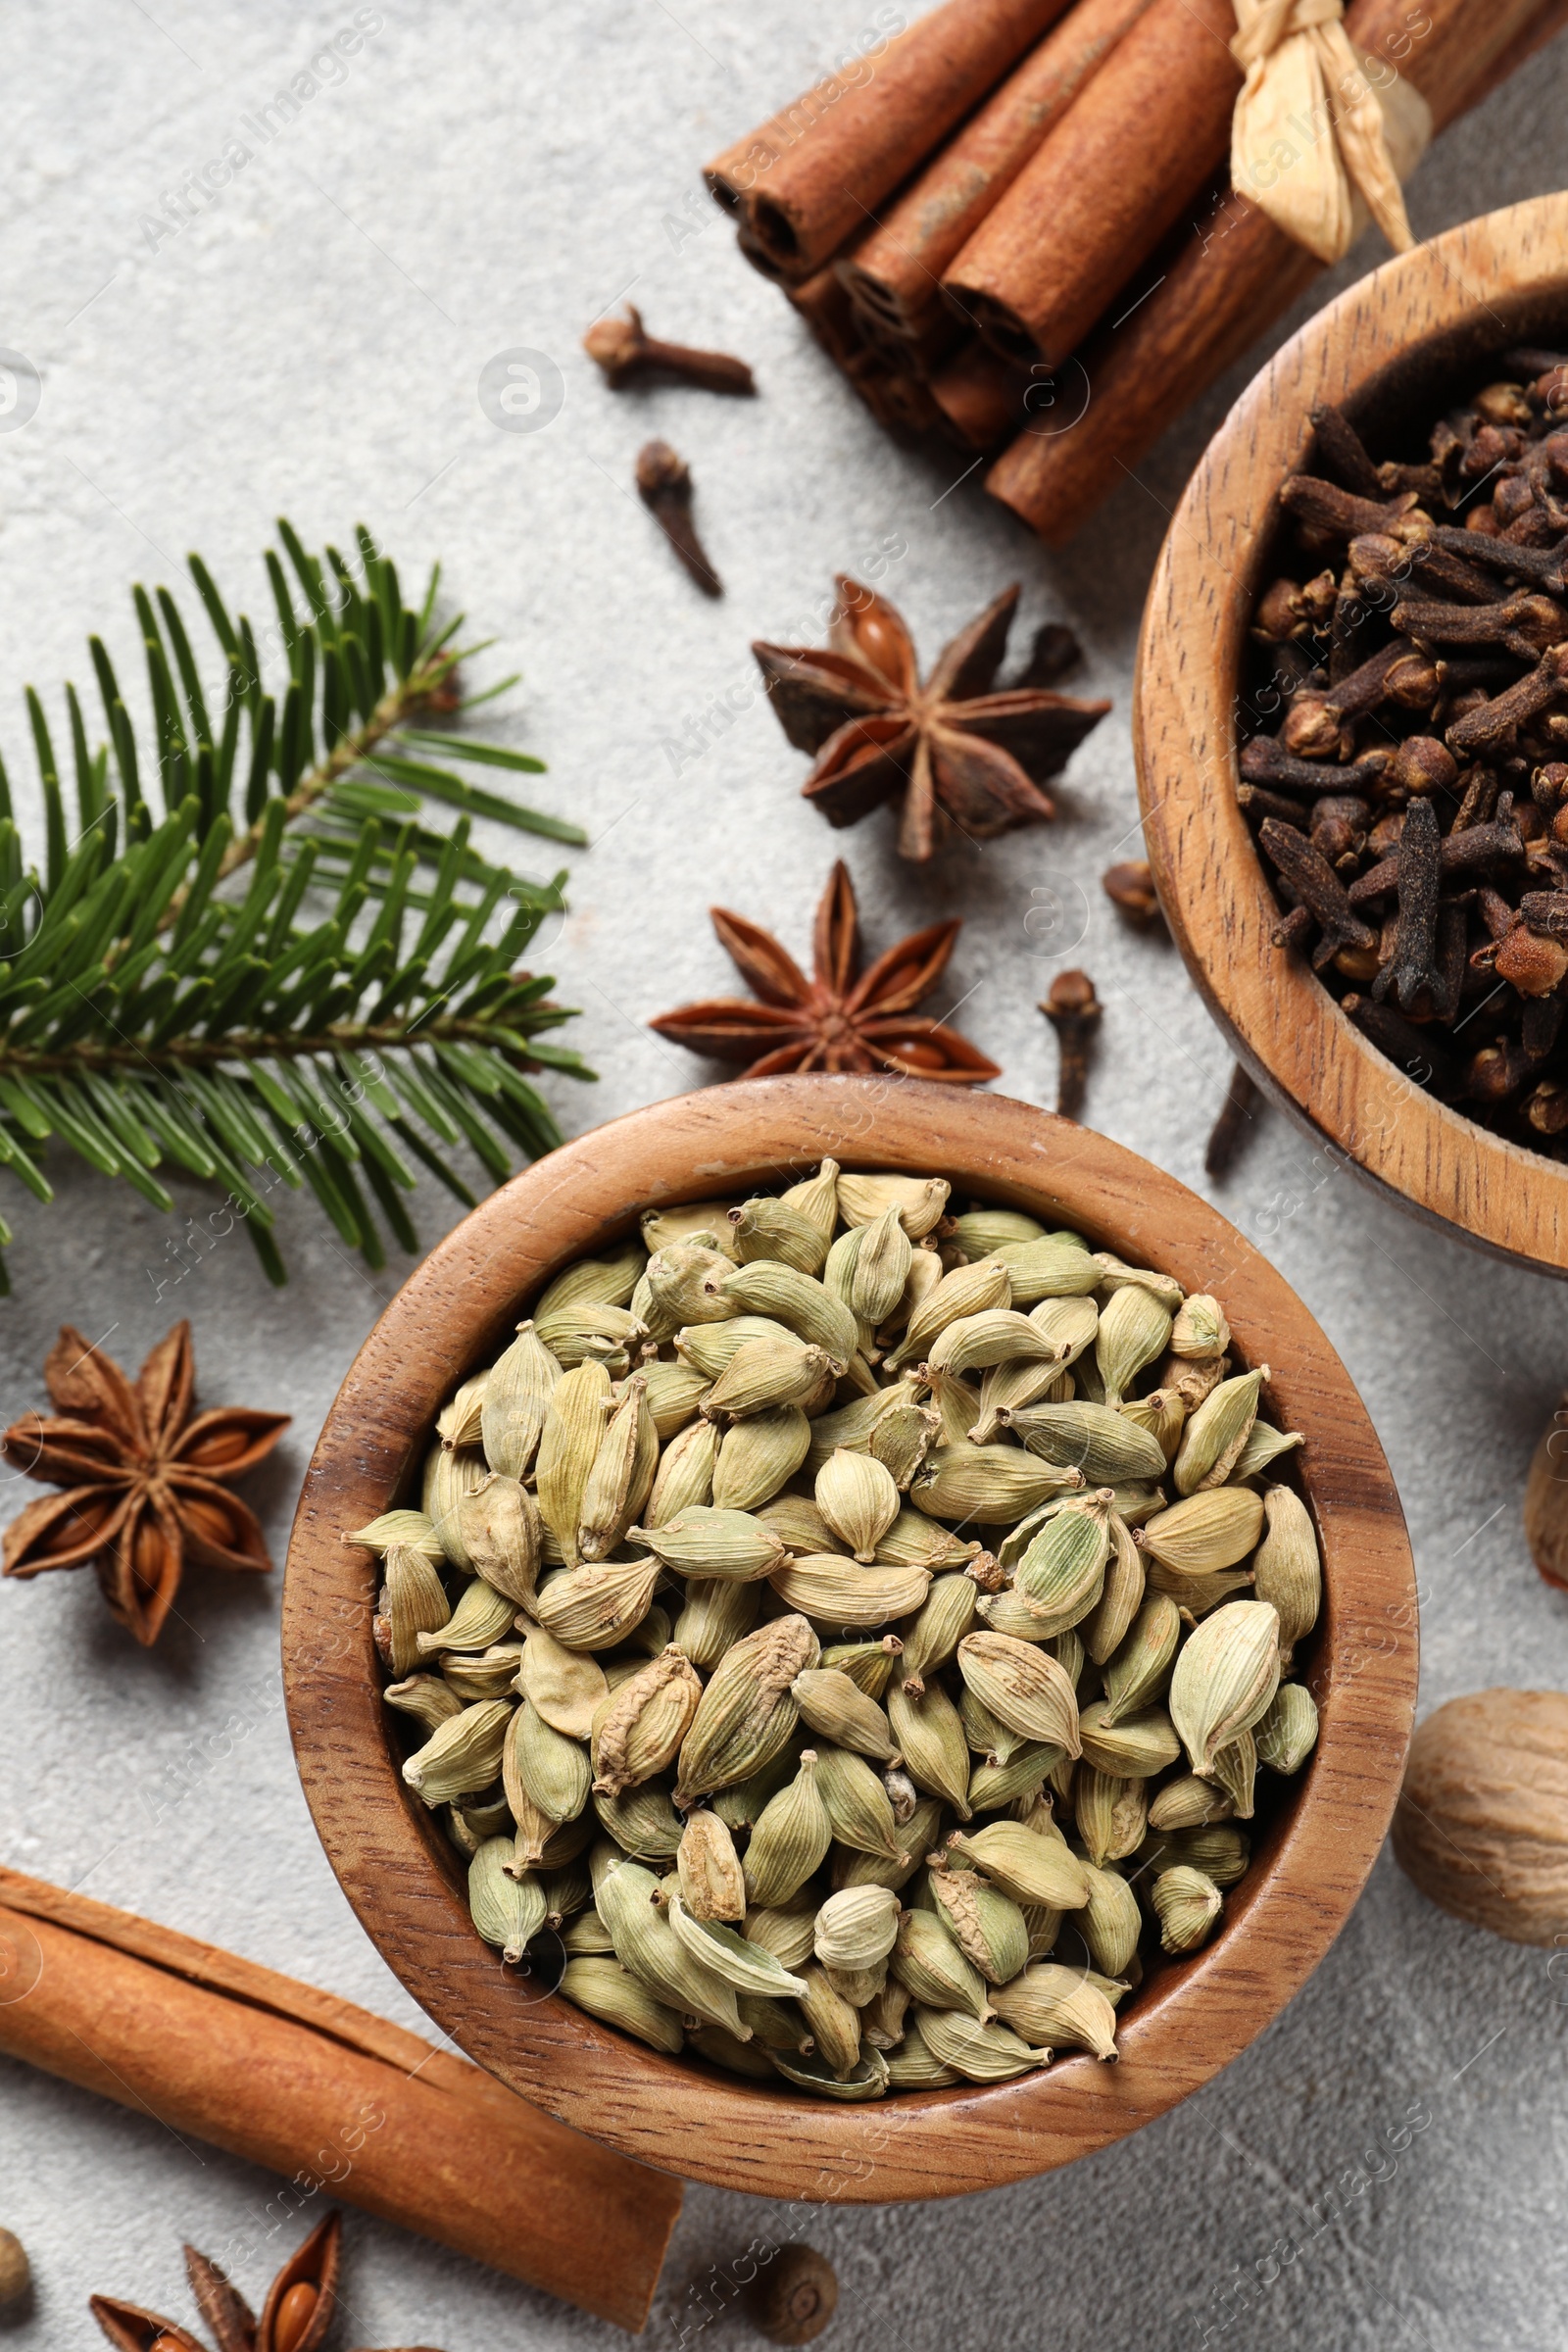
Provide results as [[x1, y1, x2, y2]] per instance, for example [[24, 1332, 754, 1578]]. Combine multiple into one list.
[[282, 1074, 1416, 2202], [1134, 191, 1568, 1277]]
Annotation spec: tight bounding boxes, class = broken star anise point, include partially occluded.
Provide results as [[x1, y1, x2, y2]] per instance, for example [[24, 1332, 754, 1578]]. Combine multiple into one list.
[[649, 858, 1001, 1084], [752, 576, 1109, 862], [2, 1319, 289, 1647]]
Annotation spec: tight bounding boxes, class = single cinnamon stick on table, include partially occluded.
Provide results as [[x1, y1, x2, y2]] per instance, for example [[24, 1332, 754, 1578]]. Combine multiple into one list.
[[707, 0, 1074, 279], [838, 0, 1158, 346], [944, 0, 1242, 367], [0, 1867, 681, 2334], [985, 0, 1562, 541]]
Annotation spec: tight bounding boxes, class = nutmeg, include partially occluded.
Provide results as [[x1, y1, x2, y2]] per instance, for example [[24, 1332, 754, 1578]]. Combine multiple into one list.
[[1393, 1689, 1568, 1944]]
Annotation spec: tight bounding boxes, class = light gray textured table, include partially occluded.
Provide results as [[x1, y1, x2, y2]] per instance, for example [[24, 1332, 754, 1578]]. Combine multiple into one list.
[[2, 7, 1568, 2348]]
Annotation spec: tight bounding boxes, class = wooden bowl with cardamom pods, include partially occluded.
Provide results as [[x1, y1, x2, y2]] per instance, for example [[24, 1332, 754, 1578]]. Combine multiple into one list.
[[1137, 193, 1568, 1274], [282, 1076, 1415, 2202]]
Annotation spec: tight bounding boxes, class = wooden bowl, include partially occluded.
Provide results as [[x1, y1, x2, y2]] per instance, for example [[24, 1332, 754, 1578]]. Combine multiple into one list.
[[1136, 193, 1568, 1274], [282, 1076, 1415, 2202]]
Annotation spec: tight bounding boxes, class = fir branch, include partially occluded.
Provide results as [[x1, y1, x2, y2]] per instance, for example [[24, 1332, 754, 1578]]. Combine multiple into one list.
[[0, 522, 595, 1290]]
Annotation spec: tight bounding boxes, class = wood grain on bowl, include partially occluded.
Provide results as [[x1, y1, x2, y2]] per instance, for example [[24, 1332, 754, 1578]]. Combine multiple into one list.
[[1136, 193, 1568, 1275], [282, 1077, 1416, 2202]]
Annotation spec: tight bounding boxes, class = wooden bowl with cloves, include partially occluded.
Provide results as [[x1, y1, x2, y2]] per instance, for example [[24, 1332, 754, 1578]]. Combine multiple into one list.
[[282, 1077, 1414, 2201], [1137, 194, 1568, 1274]]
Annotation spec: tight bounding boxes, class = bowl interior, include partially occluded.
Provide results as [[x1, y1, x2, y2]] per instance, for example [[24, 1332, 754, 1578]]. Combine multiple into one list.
[[282, 1078, 1416, 2199]]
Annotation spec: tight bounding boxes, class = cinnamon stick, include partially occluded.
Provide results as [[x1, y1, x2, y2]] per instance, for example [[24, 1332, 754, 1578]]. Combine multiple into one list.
[[926, 339, 1037, 450], [706, 0, 1074, 278], [943, 0, 1242, 367], [837, 0, 1158, 346], [985, 0, 1558, 540], [0, 1867, 680, 2333]]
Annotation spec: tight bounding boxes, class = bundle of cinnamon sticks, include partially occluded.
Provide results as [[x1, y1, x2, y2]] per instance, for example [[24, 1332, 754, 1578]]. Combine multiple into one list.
[[707, 0, 1568, 540]]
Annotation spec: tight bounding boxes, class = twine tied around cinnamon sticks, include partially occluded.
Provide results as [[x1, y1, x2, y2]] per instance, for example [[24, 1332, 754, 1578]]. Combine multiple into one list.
[[1229, 0, 1431, 261]]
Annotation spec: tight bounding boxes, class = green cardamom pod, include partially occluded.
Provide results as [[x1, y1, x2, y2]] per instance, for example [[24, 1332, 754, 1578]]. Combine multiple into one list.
[[416, 1572, 513, 1660], [744, 1752, 834, 1908], [455, 1473, 540, 1612], [630, 1504, 787, 1583], [797, 1961, 864, 2081], [813, 1885, 901, 1973], [1074, 1765, 1148, 1868], [1079, 1860, 1142, 1975], [591, 1779, 685, 1862], [1099, 1595, 1183, 1728], [533, 1555, 661, 1653], [815, 1448, 902, 1562], [850, 1202, 913, 1325], [728, 1196, 830, 1274], [770, 1554, 930, 1629], [812, 1743, 909, 1860], [836, 1171, 951, 1237], [1252, 1484, 1321, 1665], [711, 1406, 811, 1514], [383, 1672, 463, 1733], [381, 1543, 450, 1676], [957, 1633, 1082, 1754], [1173, 1367, 1265, 1496], [670, 1575, 760, 1669], [642, 1416, 718, 1529], [885, 1255, 1012, 1372], [667, 1895, 810, 1998], [467, 1838, 546, 1963], [944, 1821, 1090, 1911], [780, 1156, 840, 1241], [577, 1374, 660, 1562], [677, 1809, 747, 1922], [792, 1669, 899, 1763], [639, 1359, 713, 1442], [560, 1956, 686, 2053], [991, 1963, 1118, 2059], [1152, 1864, 1222, 1954], [716, 1259, 858, 1366], [1169, 1293, 1230, 1358], [911, 1444, 1082, 1525], [887, 1681, 973, 1819], [1078, 1699, 1181, 1780], [1138, 1487, 1265, 1578], [591, 1645, 704, 1796], [992, 1236, 1102, 1306], [1255, 1681, 1319, 1775], [1095, 1284, 1174, 1405], [673, 1316, 794, 1381], [534, 1358, 612, 1567], [674, 1614, 817, 1806], [1147, 1773, 1235, 1832], [704, 1335, 836, 1418], [897, 1573, 978, 1695], [402, 1696, 512, 1807], [1168, 1597, 1281, 1774]]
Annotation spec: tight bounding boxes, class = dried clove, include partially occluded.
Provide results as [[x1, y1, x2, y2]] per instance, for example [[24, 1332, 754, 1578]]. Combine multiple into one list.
[[1204, 1062, 1261, 1180], [584, 306, 756, 395], [635, 441, 722, 597], [1371, 793, 1441, 1011], [1041, 968, 1101, 1119], [1257, 818, 1376, 971], [1102, 858, 1163, 927]]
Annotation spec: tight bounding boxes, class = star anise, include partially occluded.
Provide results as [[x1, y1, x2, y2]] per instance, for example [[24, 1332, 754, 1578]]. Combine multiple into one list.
[[649, 859, 1000, 1083], [1, 1320, 289, 1646], [90, 2213, 437, 2352], [752, 577, 1110, 862]]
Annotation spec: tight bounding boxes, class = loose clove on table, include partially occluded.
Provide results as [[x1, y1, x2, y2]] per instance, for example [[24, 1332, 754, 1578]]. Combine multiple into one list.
[[1042, 967, 1101, 1118], [635, 440, 722, 597]]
